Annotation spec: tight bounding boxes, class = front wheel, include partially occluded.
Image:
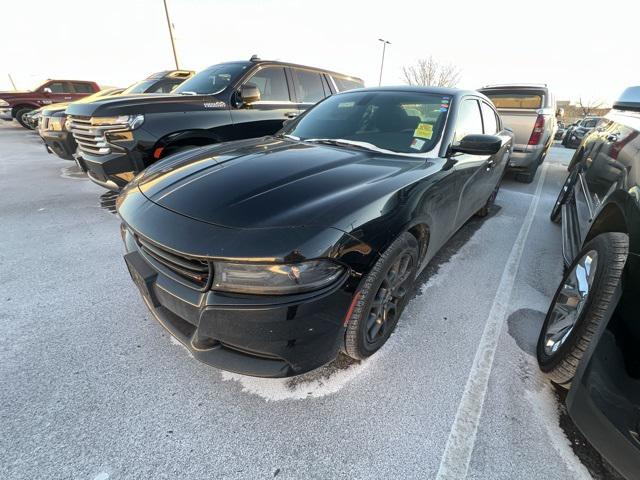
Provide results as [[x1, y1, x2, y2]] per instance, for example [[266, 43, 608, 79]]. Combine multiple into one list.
[[16, 108, 34, 129], [536, 233, 628, 388], [344, 232, 419, 359]]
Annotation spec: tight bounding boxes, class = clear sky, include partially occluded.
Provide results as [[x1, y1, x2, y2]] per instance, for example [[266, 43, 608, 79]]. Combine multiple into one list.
[[1, 0, 637, 105]]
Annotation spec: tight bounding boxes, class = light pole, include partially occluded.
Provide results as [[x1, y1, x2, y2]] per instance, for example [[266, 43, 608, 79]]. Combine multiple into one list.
[[378, 38, 391, 86], [163, 0, 180, 70]]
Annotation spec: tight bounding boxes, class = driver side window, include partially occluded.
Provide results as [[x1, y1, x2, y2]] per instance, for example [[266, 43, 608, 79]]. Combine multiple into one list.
[[454, 99, 483, 143], [245, 67, 290, 102]]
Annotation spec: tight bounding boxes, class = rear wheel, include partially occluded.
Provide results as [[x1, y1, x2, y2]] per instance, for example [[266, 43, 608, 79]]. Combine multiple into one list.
[[515, 161, 538, 184], [16, 108, 34, 129], [536, 233, 628, 388], [344, 232, 419, 359]]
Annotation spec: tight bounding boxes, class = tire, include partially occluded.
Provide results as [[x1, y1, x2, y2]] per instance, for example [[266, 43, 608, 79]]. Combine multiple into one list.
[[550, 169, 578, 224], [536, 233, 629, 388], [344, 232, 419, 359], [515, 161, 537, 184], [476, 182, 500, 218], [15, 108, 34, 129]]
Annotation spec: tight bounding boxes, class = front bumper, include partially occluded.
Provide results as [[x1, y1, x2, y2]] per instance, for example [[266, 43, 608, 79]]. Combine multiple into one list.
[[0, 108, 12, 121], [40, 129, 76, 160], [122, 228, 353, 377], [79, 151, 141, 191]]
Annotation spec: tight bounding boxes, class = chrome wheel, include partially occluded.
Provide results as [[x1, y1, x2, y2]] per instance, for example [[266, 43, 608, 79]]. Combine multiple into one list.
[[543, 250, 598, 356]]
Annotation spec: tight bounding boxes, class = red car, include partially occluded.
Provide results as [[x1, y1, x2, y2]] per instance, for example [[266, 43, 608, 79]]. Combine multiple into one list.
[[0, 79, 100, 129]]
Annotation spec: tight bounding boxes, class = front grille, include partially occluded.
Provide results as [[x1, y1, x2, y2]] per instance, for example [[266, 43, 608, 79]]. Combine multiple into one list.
[[68, 115, 127, 156], [136, 235, 211, 288]]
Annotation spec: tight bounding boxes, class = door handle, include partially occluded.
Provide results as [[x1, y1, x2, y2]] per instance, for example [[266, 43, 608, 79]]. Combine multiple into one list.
[[285, 112, 299, 119]]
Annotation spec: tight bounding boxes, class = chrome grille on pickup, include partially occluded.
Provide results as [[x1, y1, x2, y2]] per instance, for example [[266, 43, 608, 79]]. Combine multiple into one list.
[[68, 115, 127, 156], [135, 235, 211, 288]]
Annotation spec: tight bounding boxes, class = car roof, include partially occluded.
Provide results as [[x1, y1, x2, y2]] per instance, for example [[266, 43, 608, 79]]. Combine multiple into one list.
[[206, 59, 363, 83], [332, 85, 489, 100]]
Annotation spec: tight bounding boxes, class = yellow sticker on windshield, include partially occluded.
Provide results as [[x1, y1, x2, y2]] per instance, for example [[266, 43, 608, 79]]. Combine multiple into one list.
[[414, 123, 433, 139]]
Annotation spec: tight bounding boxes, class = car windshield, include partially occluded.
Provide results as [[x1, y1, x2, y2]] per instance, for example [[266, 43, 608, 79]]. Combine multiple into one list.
[[122, 80, 156, 95], [174, 63, 249, 95], [582, 119, 598, 128], [281, 91, 451, 155]]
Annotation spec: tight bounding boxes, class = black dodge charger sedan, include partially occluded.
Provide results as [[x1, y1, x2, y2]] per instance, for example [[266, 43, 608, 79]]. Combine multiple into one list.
[[537, 86, 640, 479], [116, 86, 513, 377]]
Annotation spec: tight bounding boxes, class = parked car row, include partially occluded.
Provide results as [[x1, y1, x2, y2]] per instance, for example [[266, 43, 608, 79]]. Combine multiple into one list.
[[7, 58, 639, 478]]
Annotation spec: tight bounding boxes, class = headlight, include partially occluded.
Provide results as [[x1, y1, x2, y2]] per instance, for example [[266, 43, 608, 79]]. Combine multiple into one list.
[[90, 114, 144, 129], [0, 99, 9, 107], [48, 117, 65, 131], [212, 259, 345, 295]]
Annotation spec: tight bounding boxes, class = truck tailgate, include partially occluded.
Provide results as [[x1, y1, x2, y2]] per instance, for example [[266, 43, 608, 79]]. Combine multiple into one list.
[[496, 109, 538, 151]]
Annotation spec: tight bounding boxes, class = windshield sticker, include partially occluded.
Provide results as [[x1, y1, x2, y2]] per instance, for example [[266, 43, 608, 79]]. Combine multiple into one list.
[[410, 138, 425, 150], [414, 123, 433, 139]]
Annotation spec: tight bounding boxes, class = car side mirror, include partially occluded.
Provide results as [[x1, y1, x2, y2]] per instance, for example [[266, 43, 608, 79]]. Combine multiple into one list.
[[43, 87, 52, 94], [240, 84, 261, 105], [451, 134, 502, 155]]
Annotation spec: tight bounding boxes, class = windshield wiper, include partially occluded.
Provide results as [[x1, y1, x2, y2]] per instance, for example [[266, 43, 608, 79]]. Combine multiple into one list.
[[304, 138, 374, 151], [179, 91, 197, 96]]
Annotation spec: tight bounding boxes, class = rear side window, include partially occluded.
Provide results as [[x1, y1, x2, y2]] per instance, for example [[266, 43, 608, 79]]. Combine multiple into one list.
[[331, 75, 363, 92], [45, 82, 68, 93], [72, 82, 94, 93], [455, 99, 483, 143], [481, 102, 499, 134], [292, 69, 326, 103], [484, 92, 543, 109], [246, 67, 290, 102]]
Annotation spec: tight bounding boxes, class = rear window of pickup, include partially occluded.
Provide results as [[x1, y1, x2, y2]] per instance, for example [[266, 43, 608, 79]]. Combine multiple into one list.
[[484, 92, 543, 109]]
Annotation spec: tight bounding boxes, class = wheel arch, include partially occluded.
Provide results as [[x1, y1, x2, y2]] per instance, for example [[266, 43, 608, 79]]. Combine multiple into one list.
[[154, 129, 223, 155], [11, 103, 38, 117], [584, 198, 630, 246], [407, 222, 431, 267]]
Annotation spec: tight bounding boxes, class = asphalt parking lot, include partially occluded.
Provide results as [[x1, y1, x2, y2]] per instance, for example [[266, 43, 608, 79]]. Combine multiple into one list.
[[0, 122, 622, 480]]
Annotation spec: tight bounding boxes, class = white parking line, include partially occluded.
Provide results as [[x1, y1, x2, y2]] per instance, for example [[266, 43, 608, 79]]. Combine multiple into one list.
[[435, 164, 549, 480]]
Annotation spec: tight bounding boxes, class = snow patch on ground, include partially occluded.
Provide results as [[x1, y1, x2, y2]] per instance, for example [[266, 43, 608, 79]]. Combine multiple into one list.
[[526, 383, 593, 480], [221, 353, 378, 401], [168, 335, 194, 358]]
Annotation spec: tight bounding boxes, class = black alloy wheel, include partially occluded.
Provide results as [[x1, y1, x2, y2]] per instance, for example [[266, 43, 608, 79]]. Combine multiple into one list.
[[344, 232, 419, 359]]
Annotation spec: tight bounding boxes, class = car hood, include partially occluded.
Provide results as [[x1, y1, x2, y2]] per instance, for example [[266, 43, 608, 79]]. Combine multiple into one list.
[[65, 93, 226, 117], [133, 137, 426, 229]]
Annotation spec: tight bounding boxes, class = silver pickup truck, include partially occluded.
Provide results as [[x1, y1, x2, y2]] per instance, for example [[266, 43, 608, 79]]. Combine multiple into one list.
[[479, 84, 558, 183]]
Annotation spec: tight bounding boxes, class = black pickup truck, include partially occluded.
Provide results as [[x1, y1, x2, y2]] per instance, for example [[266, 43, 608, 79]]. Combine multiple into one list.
[[65, 57, 363, 190]]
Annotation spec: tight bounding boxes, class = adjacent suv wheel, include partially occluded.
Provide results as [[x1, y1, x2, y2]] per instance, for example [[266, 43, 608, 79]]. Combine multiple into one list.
[[344, 232, 419, 359], [515, 161, 538, 184], [536, 233, 628, 388], [16, 108, 34, 129]]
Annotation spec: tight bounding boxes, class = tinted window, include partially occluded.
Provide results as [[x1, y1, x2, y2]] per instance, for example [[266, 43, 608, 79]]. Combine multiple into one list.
[[481, 102, 498, 134], [331, 75, 364, 92], [46, 82, 67, 93], [149, 80, 183, 93], [174, 63, 249, 95], [484, 92, 543, 109], [245, 67, 290, 102], [292, 69, 325, 103], [72, 83, 94, 93], [283, 91, 451, 155], [455, 99, 483, 142], [582, 119, 599, 128], [122, 80, 156, 95]]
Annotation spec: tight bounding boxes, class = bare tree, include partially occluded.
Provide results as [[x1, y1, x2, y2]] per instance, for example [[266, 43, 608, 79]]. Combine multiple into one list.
[[401, 56, 461, 88], [577, 97, 604, 117]]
